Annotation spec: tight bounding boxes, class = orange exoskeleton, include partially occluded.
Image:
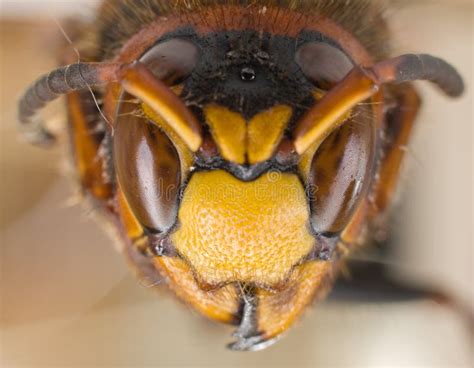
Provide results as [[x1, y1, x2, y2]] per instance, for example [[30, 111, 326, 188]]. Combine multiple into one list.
[[19, 0, 464, 350]]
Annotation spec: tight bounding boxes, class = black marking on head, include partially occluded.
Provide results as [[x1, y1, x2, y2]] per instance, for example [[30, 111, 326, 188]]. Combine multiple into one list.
[[174, 28, 318, 119], [143, 28, 352, 124], [194, 152, 299, 182]]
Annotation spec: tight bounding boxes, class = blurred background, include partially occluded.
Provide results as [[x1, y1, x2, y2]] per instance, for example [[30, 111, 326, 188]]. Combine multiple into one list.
[[0, 0, 472, 367]]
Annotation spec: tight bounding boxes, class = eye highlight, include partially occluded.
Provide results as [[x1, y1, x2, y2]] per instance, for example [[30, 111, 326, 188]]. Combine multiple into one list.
[[140, 38, 199, 85], [295, 42, 354, 89]]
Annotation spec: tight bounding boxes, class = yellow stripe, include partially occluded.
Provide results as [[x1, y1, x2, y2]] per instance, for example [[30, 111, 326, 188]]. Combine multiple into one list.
[[204, 105, 247, 164], [248, 105, 292, 164], [204, 104, 292, 164]]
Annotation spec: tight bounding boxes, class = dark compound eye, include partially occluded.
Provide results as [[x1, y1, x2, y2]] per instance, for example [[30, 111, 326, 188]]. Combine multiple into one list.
[[308, 114, 375, 235], [240, 67, 256, 81], [114, 94, 181, 233], [113, 38, 198, 233], [295, 42, 354, 89], [140, 38, 199, 85]]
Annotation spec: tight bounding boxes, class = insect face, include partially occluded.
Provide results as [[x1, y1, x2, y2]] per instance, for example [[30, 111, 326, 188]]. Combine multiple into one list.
[[18, 2, 464, 351], [108, 12, 380, 349]]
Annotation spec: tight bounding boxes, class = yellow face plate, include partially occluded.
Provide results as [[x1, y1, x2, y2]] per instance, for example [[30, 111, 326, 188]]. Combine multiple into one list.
[[171, 170, 315, 287]]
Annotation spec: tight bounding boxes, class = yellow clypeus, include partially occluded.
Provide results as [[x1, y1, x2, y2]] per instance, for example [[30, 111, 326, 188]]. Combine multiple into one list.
[[171, 170, 315, 287]]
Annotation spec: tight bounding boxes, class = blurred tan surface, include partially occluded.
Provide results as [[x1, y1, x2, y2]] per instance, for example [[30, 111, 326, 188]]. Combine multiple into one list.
[[0, 2, 473, 367]]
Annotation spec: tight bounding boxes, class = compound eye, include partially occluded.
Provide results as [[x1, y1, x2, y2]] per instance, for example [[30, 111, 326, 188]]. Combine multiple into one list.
[[295, 42, 353, 89], [114, 94, 181, 233], [140, 38, 199, 85], [309, 115, 374, 235]]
